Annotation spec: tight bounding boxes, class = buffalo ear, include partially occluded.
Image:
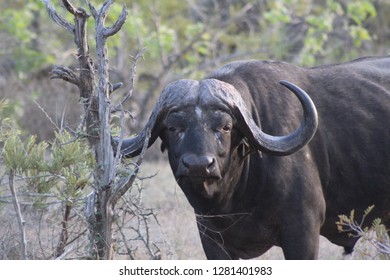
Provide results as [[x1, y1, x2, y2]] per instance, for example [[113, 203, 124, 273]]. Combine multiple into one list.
[[236, 138, 258, 161]]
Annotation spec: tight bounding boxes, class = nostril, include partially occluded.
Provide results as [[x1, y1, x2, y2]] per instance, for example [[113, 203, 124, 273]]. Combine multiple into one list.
[[182, 157, 190, 169], [206, 157, 215, 169]]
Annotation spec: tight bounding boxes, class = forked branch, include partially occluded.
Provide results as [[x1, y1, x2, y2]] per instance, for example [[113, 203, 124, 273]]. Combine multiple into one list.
[[42, 0, 75, 34]]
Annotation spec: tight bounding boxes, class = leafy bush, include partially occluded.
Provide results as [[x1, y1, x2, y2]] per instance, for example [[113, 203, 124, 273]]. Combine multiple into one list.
[[337, 206, 390, 259], [1, 107, 163, 259]]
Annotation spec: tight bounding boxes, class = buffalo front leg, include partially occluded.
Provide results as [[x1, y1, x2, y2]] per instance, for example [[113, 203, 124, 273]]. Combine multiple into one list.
[[279, 218, 322, 259]]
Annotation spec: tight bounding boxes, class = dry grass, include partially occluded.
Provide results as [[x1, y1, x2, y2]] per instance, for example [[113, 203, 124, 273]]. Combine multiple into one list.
[[0, 156, 381, 260]]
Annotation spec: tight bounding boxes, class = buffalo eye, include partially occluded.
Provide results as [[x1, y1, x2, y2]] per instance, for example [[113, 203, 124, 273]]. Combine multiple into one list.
[[217, 122, 232, 134], [221, 124, 232, 132], [168, 126, 177, 133], [168, 126, 185, 137]]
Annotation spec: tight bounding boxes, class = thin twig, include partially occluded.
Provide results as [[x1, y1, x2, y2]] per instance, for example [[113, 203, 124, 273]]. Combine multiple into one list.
[[103, 5, 128, 38], [111, 49, 145, 113], [110, 129, 150, 206], [62, 0, 77, 15], [84, 0, 98, 18], [114, 217, 135, 260], [42, 0, 75, 34], [8, 169, 28, 259], [33, 99, 59, 130]]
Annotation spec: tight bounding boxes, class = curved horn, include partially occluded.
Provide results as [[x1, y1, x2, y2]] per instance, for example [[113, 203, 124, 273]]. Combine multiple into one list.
[[114, 80, 199, 157], [208, 79, 318, 156]]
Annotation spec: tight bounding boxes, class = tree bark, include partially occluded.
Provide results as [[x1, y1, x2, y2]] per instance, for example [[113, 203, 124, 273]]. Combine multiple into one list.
[[43, 0, 132, 260]]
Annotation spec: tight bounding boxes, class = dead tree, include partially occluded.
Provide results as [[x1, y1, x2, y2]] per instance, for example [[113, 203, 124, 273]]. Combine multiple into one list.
[[42, 0, 149, 259]]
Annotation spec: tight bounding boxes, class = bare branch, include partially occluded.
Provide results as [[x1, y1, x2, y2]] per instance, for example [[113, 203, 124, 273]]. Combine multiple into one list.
[[50, 66, 80, 86], [103, 5, 128, 38], [84, 0, 98, 18], [89, 0, 113, 24], [62, 0, 77, 15], [151, 0, 166, 67], [98, 0, 114, 19], [89, 1, 128, 39], [33, 99, 60, 130], [113, 107, 126, 166], [54, 204, 72, 258], [110, 129, 151, 207], [8, 169, 28, 259], [114, 217, 135, 260], [111, 49, 145, 113], [109, 82, 123, 94], [62, 0, 91, 18], [42, 0, 75, 34], [43, 0, 93, 102]]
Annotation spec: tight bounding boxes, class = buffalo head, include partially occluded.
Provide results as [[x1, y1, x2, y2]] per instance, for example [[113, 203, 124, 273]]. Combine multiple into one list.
[[116, 79, 318, 208]]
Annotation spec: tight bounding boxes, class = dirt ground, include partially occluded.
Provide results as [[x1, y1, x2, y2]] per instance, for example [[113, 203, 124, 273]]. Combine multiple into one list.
[[139, 160, 350, 260]]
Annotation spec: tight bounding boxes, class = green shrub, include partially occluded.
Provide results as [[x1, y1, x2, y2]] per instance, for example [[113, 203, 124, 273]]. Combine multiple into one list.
[[337, 206, 390, 259]]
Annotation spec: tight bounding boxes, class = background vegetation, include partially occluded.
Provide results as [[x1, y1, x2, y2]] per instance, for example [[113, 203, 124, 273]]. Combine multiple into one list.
[[0, 0, 389, 259]]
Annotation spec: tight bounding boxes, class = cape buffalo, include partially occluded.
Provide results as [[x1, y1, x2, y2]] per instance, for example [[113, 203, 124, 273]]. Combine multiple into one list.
[[115, 56, 390, 259]]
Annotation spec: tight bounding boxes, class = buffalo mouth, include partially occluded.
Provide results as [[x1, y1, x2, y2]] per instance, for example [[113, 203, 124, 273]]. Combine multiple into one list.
[[177, 176, 220, 198]]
